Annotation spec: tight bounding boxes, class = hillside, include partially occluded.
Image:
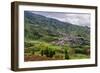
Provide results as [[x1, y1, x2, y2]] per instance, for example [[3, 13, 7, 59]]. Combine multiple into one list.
[[24, 11, 90, 61], [24, 11, 90, 46]]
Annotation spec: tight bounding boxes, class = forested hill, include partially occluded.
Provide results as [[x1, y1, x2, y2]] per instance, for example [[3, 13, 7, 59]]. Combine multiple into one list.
[[24, 11, 90, 45]]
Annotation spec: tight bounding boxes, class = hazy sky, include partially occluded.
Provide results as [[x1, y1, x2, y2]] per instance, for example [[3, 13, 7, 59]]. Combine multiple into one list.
[[31, 11, 90, 27]]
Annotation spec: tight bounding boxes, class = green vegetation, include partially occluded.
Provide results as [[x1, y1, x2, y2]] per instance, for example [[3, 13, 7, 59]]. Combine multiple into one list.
[[24, 11, 90, 61]]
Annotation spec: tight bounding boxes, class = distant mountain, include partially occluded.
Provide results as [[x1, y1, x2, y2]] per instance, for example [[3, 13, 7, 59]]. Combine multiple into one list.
[[24, 11, 90, 46]]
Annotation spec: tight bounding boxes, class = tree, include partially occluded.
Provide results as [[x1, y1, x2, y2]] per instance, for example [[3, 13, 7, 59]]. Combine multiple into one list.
[[64, 48, 69, 59]]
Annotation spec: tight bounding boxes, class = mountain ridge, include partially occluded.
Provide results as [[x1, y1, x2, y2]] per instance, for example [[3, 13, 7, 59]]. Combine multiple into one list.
[[24, 11, 90, 46]]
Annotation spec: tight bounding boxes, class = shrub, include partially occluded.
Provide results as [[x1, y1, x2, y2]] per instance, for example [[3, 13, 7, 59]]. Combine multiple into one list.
[[75, 48, 83, 54], [54, 54, 64, 60], [41, 46, 55, 58], [34, 42, 48, 50], [75, 45, 90, 55], [25, 47, 37, 55], [24, 48, 31, 53], [30, 50, 35, 55], [24, 41, 34, 48], [67, 48, 75, 56]]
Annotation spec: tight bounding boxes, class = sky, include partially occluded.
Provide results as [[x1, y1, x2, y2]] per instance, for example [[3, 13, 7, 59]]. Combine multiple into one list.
[[31, 11, 91, 27]]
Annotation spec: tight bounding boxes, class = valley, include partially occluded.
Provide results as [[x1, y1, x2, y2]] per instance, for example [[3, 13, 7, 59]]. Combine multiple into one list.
[[24, 11, 90, 61]]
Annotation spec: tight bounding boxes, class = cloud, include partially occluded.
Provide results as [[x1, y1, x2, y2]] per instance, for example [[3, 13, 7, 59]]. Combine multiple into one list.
[[63, 14, 90, 27], [31, 11, 90, 27]]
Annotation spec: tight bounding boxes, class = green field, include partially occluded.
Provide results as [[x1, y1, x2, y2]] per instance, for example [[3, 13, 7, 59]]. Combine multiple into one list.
[[24, 40, 90, 61]]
